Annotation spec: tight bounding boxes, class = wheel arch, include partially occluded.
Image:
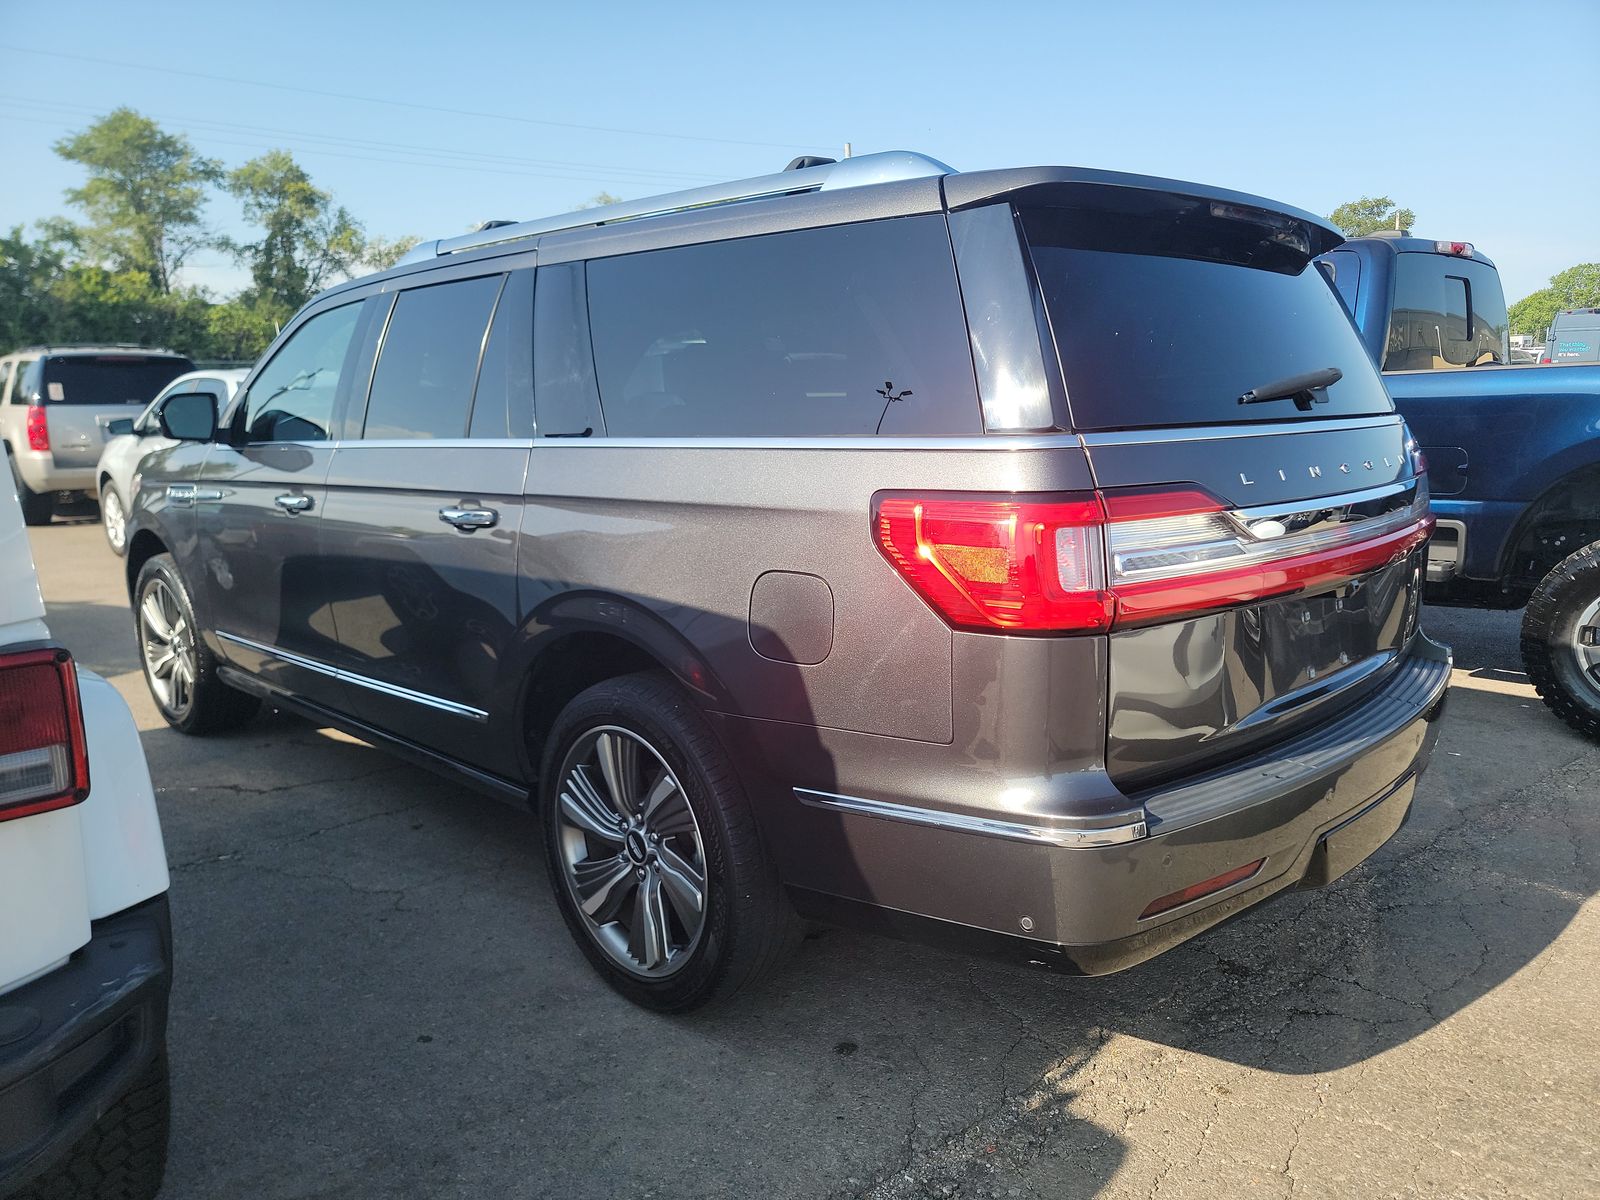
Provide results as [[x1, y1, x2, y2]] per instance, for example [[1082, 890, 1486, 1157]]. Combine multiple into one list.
[[512, 590, 735, 794], [124, 528, 169, 604], [1500, 460, 1600, 591]]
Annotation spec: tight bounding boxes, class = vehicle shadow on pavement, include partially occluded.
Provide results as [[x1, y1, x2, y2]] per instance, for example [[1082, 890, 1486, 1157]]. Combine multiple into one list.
[[128, 602, 1597, 1200]]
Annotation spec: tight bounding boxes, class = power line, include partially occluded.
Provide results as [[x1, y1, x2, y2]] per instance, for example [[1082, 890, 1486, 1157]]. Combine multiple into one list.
[[0, 93, 729, 185], [0, 111, 725, 194], [0, 43, 833, 154]]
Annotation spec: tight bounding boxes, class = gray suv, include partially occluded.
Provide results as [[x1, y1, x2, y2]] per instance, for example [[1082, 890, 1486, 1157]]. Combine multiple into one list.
[[122, 152, 1451, 1011]]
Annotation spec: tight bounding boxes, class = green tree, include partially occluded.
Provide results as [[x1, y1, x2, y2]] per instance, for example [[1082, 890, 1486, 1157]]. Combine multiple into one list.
[[1329, 196, 1416, 238], [225, 150, 365, 316], [361, 234, 423, 272], [0, 227, 66, 348], [1509, 263, 1600, 338], [52, 108, 220, 293]]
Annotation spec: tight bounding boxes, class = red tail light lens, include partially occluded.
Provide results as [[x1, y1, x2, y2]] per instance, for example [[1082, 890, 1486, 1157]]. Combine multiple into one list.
[[875, 481, 1434, 635], [0, 648, 90, 822], [874, 495, 1113, 633], [25, 406, 49, 451]]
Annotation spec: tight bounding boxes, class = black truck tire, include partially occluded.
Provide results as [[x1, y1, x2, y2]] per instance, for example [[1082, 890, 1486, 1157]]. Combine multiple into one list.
[[13, 1047, 171, 1200], [1521, 538, 1600, 741]]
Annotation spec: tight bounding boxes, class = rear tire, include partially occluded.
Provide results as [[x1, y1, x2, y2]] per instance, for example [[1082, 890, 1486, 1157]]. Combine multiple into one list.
[[134, 553, 260, 735], [539, 672, 799, 1012], [101, 482, 128, 555], [1521, 539, 1600, 741], [13, 1045, 170, 1200], [8, 451, 54, 526]]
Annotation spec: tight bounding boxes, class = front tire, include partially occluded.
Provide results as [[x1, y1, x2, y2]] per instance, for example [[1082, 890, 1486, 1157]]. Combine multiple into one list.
[[539, 672, 798, 1012], [1521, 539, 1600, 741], [134, 553, 260, 734], [100, 482, 128, 555]]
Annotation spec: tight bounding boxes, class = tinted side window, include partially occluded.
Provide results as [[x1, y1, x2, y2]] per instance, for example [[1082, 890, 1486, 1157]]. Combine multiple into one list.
[[468, 269, 534, 439], [14, 361, 39, 404], [1384, 254, 1509, 371], [585, 216, 981, 437], [532, 262, 604, 437], [242, 303, 364, 442], [364, 275, 503, 440]]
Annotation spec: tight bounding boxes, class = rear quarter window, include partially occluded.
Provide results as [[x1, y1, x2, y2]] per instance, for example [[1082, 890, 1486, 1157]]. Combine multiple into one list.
[[584, 215, 981, 438]]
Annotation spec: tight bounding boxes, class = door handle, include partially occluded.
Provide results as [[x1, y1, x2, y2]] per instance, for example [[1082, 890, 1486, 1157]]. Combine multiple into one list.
[[274, 493, 314, 514], [439, 505, 498, 531]]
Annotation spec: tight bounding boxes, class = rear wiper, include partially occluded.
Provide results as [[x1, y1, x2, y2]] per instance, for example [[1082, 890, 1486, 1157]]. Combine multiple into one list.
[[1238, 366, 1343, 412]]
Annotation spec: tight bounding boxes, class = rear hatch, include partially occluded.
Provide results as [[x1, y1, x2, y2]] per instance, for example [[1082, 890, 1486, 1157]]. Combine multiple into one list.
[[37, 353, 191, 469], [1019, 193, 1431, 789]]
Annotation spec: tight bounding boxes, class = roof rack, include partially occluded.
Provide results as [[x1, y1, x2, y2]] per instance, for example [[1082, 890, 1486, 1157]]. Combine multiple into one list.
[[397, 150, 954, 265], [6, 343, 183, 356]]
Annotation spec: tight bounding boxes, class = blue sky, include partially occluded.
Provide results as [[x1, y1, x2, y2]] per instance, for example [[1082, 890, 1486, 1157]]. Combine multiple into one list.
[[2, 0, 1595, 303]]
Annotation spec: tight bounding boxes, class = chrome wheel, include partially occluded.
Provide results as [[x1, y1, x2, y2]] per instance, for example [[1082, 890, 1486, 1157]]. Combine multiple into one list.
[[555, 726, 707, 979], [101, 486, 127, 552], [1571, 595, 1600, 688], [140, 578, 196, 718]]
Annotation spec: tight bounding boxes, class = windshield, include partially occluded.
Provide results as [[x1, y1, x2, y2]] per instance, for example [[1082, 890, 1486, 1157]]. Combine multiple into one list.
[[1021, 204, 1393, 431], [41, 355, 193, 406]]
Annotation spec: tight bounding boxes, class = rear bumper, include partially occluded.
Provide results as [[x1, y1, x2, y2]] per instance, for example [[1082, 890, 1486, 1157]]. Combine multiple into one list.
[[0, 894, 171, 1192], [11, 449, 96, 495], [775, 636, 1451, 974]]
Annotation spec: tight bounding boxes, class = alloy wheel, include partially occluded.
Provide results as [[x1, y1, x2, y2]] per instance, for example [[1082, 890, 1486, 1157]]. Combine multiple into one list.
[[555, 726, 707, 979], [102, 488, 127, 551], [140, 578, 196, 717], [1570, 594, 1600, 693]]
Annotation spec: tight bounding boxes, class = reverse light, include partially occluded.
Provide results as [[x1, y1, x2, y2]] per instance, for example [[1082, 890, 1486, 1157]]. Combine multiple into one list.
[[25, 406, 49, 452], [0, 648, 90, 822]]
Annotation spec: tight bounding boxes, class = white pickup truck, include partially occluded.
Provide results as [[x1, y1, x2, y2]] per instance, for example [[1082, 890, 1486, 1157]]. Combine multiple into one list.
[[0, 479, 172, 1199]]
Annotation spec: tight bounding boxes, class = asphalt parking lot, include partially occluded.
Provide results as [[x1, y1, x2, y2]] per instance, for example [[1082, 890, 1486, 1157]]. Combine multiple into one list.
[[25, 517, 1600, 1200]]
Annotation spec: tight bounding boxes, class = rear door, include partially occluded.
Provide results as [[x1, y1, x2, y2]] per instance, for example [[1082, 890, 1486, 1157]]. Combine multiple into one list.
[[1018, 196, 1429, 788], [318, 266, 532, 775], [38, 354, 191, 470], [194, 300, 371, 708]]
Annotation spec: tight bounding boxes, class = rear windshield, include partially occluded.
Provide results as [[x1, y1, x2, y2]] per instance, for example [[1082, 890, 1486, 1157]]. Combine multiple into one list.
[[1549, 313, 1600, 363], [40, 355, 193, 405], [1021, 203, 1393, 431], [1384, 253, 1509, 371]]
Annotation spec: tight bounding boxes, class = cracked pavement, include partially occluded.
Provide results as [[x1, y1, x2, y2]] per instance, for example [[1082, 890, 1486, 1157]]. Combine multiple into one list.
[[29, 521, 1600, 1200]]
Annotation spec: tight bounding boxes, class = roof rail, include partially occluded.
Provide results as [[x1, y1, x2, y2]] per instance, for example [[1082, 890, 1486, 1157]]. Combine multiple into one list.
[[5, 343, 183, 356], [398, 150, 954, 264]]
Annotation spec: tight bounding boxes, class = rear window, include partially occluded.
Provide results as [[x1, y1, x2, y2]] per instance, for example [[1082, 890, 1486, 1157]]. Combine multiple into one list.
[[1021, 203, 1392, 431], [1549, 312, 1600, 364], [584, 215, 981, 437], [39, 355, 192, 405], [1384, 254, 1510, 371]]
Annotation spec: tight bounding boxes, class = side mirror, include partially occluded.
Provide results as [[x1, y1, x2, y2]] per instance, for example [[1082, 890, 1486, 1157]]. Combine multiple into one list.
[[159, 391, 218, 441], [106, 417, 136, 437]]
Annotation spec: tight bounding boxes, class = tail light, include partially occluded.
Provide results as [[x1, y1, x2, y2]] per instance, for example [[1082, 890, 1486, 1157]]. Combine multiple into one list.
[[874, 483, 1434, 635], [25, 406, 49, 451], [0, 648, 90, 822]]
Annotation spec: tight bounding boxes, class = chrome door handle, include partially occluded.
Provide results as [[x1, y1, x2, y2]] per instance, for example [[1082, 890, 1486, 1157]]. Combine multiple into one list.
[[274, 493, 313, 514], [439, 506, 498, 531]]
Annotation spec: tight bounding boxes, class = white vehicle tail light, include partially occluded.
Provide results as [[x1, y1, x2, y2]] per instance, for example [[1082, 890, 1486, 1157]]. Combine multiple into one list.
[[874, 481, 1434, 634], [0, 647, 90, 822]]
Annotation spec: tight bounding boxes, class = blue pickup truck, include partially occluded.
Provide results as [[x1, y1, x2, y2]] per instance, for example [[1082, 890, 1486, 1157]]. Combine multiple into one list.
[[1319, 233, 1600, 738]]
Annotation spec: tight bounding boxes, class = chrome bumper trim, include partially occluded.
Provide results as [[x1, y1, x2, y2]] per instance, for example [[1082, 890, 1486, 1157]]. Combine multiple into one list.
[[793, 788, 1148, 849]]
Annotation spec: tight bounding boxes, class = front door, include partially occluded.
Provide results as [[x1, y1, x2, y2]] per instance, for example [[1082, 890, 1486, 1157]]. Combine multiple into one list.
[[193, 299, 371, 709]]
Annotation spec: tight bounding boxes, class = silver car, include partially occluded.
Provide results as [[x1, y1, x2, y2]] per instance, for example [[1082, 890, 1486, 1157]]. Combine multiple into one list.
[[96, 369, 248, 554], [1, 346, 193, 525]]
